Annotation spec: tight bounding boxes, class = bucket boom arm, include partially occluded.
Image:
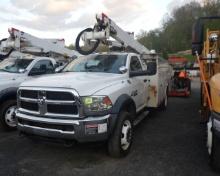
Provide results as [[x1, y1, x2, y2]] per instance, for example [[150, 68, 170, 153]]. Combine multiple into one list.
[[1, 28, 79, 59], [75, 13, 150, 55]]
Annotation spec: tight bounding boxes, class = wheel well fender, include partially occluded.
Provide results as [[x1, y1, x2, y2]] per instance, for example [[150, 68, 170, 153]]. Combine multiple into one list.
[[111, 94, 136, 118], [109, 94, 136, 135], [0, 87, 18, 106]]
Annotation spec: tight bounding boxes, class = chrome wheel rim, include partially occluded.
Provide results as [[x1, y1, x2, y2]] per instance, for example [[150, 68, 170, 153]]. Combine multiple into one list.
[[4, 105, 17, 127], [121, 120, 132, 151]]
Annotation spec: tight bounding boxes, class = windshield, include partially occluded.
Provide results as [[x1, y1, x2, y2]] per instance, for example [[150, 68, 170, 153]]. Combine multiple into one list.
[[0, 58, 33, 73], [63, 54, 127, 74]]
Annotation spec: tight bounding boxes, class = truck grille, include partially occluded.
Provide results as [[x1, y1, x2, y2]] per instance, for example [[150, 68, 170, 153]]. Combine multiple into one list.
[[47, 104, 78, 114], [18, 88, 80, 118], [21, 90, 38, 99], [20, 101, 38, 111], [20, 90, 74, 101], [46, 91, 74, 101]]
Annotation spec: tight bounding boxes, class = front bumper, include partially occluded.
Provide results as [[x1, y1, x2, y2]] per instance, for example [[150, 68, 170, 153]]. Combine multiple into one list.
[[16, 112, 117, 142], [211, 111, 220, 138]]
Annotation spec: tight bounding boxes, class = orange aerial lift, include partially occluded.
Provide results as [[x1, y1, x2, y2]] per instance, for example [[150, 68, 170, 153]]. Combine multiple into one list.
[[168, 56, 191, 97], [192, 16, 220, 171]]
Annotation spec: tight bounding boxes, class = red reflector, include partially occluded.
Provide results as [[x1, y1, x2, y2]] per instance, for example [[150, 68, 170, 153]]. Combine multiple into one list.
[[85, 124, 98, 128], [103, 96, 112, 106]]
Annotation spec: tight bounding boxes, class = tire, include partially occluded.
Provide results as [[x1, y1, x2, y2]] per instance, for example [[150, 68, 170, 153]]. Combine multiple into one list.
[[210, 131, 220, 171], [187, 79, 191, 96], [0, 99, 17, 131], [188, 79, 191, 92], [160, 88, 168, 111], [108, 111, 133, 157], [75, 28, 100, 55]]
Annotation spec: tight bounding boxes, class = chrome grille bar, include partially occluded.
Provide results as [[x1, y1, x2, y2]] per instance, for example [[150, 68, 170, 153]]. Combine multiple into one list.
[[17, 87, 81, 118]]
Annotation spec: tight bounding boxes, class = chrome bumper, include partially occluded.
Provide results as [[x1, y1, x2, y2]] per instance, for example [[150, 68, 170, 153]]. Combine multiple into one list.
[[16, 111, 112, 142]]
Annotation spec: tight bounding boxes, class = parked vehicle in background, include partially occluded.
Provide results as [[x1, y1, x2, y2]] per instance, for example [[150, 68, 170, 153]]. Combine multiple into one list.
[[0, 28, 79, 130], [168, 56, 191, 97], [0, 52, 57, 130]]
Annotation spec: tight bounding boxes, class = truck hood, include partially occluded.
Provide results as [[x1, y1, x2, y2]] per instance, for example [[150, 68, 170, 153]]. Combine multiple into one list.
[[0, 72, 22, 82], [20, 72, 127, 96]]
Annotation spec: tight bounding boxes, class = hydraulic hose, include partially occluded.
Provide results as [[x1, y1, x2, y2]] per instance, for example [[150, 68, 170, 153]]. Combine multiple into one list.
[[75, 28, 100, 55]]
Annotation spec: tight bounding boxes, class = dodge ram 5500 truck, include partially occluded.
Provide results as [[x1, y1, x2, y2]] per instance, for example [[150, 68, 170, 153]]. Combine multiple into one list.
[[16, 52, 171, 157]]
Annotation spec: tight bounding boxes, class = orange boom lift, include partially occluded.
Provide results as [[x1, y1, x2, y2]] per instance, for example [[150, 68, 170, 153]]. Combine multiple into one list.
[[192, 16, 220, 171]]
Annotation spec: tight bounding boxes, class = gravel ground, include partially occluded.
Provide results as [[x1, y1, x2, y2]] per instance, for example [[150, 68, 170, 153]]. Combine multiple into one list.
[[0, 78, 219, 176]]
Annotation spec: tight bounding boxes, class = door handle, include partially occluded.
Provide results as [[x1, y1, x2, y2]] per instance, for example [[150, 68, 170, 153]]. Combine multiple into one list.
[[145, 79, 150, 82]]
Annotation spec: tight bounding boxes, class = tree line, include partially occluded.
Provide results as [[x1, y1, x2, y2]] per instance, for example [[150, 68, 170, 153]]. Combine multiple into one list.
[[137, 0, 220, 59]]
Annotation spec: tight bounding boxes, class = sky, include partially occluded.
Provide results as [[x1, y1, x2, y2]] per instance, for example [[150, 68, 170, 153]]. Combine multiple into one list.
[[0, 0, 196, 45]]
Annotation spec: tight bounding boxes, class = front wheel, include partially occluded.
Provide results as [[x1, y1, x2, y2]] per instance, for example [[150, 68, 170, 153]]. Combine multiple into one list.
[[108, 111, 133, 157], [0, 99, 17, 131]]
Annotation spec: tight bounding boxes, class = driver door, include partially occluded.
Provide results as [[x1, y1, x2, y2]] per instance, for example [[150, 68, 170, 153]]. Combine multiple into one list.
[[129, 56, 147, 110]]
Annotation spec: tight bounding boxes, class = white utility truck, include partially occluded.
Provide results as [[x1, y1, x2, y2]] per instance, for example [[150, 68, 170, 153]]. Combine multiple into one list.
[[0, 28, 79, 130], [16, 14, 172, 157]]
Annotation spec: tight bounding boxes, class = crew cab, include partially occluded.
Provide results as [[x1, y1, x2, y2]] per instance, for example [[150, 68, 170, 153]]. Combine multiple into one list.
[[16, 52, 171, 157], [0, 51, 56, 130]]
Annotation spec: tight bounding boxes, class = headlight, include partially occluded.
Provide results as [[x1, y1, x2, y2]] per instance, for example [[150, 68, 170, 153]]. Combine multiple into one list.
[[82, 96, 112, 112]]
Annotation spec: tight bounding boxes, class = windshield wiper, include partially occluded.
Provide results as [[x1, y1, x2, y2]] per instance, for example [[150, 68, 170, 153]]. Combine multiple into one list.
[[0, 69, 18, 73], [0, 69, 8, 72]]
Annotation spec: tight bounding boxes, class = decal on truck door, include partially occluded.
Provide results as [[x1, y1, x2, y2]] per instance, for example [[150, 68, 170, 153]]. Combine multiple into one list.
[[131, 90, 138, 97]]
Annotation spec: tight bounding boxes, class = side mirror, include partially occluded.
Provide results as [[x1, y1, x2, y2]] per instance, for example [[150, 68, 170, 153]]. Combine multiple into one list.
[[55, 66, 64, 73], [18, 69, 26, 73], [129, 70, 148, 77], [55, 67, 60, 73], [119, 66, 128, 74], [55, 63, 59, 68]]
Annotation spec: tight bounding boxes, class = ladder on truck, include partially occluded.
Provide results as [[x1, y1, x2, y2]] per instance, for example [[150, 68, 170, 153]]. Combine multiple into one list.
[[75, 13, 152, 56], [0, 28, 79, 60]]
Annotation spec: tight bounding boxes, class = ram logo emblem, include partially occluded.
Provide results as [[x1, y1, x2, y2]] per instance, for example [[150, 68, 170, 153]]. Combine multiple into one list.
[[38, 90, 47, 115]]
